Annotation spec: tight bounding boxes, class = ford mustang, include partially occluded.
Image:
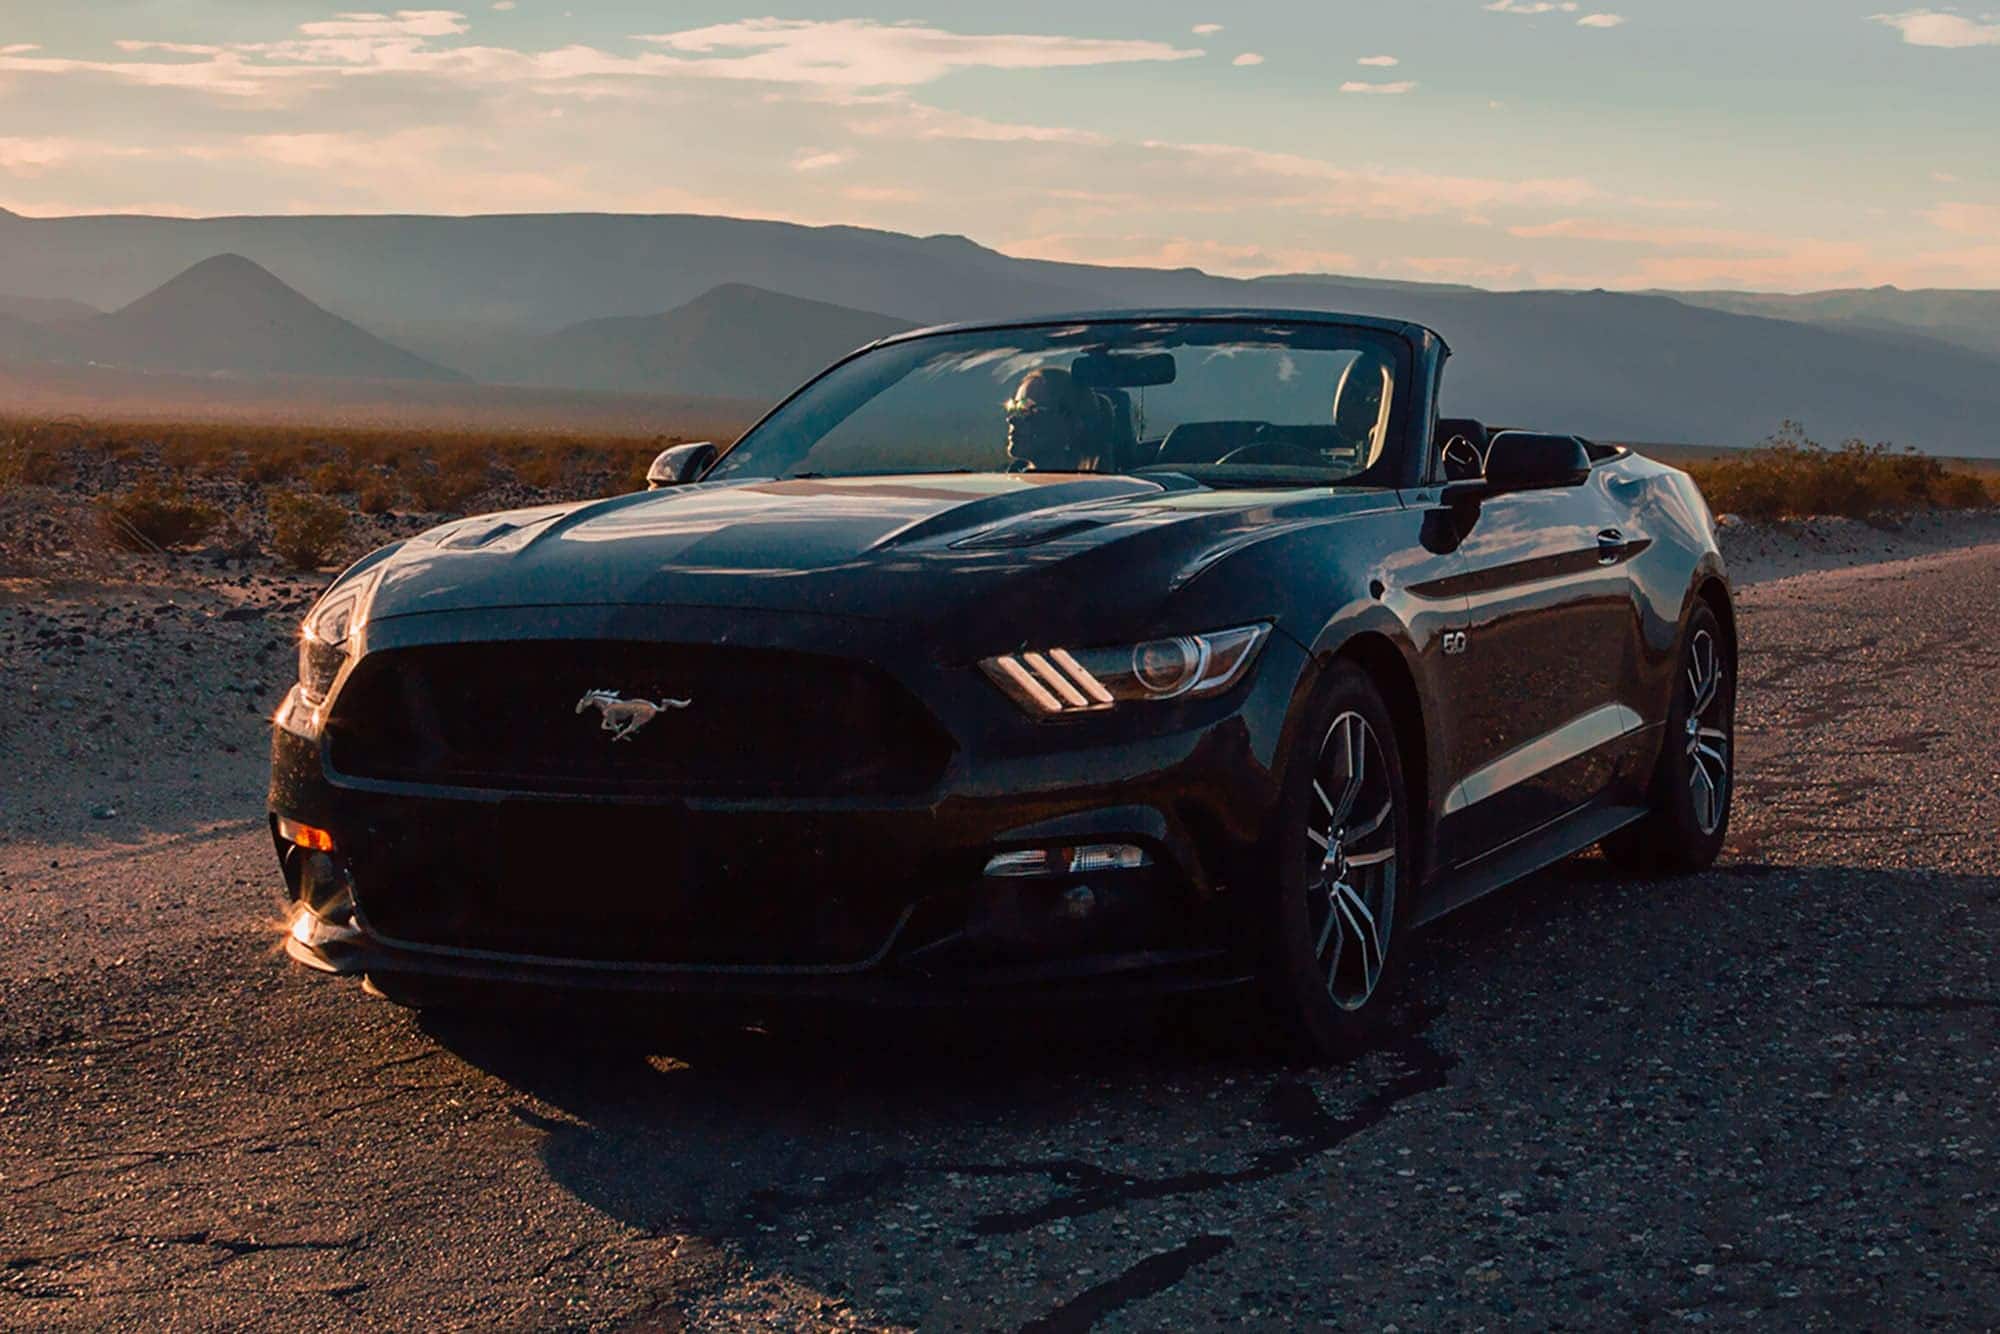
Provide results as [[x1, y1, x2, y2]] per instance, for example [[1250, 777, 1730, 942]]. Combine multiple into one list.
[[270, 310, 1736, 1058]]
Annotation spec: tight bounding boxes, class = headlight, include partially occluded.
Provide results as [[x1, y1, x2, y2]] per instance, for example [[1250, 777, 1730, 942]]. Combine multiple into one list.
[[981, 624, 1270, 716], [296, 569, 382, 705]]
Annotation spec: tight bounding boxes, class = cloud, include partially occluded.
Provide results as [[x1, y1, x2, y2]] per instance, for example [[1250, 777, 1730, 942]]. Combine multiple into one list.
[[1869, 10, 2000, 47], [0, 43, 41, 55], [1007, 232, 1355, 275], [1619, 242, 1883, 289], [1192, 24, 1224, 35], [294, 11, 470, 39], [1232, 53, 1265, 66], [1484, 1, 1580, 13], [1399, 256, 1526, 284], [1931, 170, 1959, 183], [1340, 80, 1417, 94], [0, 137, 81, 174], [790, 147, 852, 172], [1509, 217, 1769, 248], [635, 19, 1203, 87], [845, 101, 1110, 146], [1925, 202, 2000, 238], [1506, 217, 2000, 287], [492, 1, 516, 9], [0, 15, 1203, 104], [1357, 55, 1400, 66], [1577, 14, 1626, 28], [1144, 141, 1594, 216]]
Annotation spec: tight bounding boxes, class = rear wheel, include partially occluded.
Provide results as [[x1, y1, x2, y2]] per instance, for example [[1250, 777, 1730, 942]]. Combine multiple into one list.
[[1603, 601, 1734, 873], [1255, 662, 1414, 1061]]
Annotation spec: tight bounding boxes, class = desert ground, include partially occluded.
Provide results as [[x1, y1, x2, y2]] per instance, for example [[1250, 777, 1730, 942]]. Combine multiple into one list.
[[3, 498, 1998, 1329]]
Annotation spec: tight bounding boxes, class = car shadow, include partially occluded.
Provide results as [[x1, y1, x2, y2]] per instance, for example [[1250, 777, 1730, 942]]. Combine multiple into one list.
[[410, 852, 1998, 1322], [415, 979, 1452, 1236]]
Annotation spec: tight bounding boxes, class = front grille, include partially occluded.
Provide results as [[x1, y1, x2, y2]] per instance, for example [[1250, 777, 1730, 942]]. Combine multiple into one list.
[[326, 641, 954, 797], [345, 800, 930, 966]]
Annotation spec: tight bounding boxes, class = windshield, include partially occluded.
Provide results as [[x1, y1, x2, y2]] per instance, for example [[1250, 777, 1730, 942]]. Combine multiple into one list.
[[706, 318, 1409, 488]]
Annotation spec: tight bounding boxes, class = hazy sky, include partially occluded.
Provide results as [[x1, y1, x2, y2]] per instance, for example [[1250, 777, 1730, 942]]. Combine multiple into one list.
[[1, 2, 1994, 291]]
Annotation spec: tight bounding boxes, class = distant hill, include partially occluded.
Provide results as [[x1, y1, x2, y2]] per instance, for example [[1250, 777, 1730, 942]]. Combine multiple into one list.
[[79, 254, 463, 383], [0, 312, 77, 365], [1658, 287, 2000, 363], [0, 293, 99, 324], [497, 284, 912, 396], [0, 211, 1997, 452]]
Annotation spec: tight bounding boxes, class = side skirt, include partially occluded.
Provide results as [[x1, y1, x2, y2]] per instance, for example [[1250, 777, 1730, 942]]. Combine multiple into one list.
[[1409, 799, 1648, 929]]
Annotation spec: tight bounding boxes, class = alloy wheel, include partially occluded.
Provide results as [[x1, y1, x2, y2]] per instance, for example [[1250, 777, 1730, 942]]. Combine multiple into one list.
[[1684, 628, 1731, 836], [1305, 711, 1400, 1011]]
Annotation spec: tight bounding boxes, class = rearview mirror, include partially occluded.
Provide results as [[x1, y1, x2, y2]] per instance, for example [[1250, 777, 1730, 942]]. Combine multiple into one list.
[[1482, 431, 1589, 493], [645, 441, 716, 489], [1072, 351, 1177, 389]]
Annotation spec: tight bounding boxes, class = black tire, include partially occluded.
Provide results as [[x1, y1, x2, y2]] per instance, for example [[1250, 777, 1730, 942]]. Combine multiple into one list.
[[1253, 660, 1416, 1062], [1602, 601, 1735, 873]]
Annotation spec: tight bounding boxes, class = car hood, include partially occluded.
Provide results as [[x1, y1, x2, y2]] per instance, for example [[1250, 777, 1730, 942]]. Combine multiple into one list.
[[364, 473, 1384, 641]]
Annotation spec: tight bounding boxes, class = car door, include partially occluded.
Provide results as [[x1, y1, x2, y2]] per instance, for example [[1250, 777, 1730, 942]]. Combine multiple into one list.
[[1435, 440, 1644, 863]]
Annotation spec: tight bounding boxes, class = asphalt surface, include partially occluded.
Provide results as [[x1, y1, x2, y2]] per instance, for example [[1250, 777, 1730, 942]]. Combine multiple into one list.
[[3, 543, 1997, 1330]]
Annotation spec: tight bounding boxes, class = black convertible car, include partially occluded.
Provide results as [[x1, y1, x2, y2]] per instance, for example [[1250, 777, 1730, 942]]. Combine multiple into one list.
[[271, 310, 1735, 1057]]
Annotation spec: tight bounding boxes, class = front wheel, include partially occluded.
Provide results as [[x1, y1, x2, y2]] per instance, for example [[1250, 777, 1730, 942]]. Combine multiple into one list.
[[1254, 662, 1414, 1061], [1603, 601, 1735, 873]]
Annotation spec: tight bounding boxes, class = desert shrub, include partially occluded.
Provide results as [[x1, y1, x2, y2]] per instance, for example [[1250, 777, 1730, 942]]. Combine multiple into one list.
[[1937, 470, 1998, 509], [160, 436, 207, 476], [1684, 422, 1999, 521], [309, 458, 357, 494], [0, 430, 69, 491], [244, 449, 300, 485], [97, 482, 223, 551], [356, 479, 397, 514], [510, 443, 582, 490], [268, 490, 351, 569], [400, 452, 491, 511]]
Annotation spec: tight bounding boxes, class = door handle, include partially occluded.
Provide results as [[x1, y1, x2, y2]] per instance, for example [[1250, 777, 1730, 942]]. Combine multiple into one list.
[[1595, 528, 1625, 564]]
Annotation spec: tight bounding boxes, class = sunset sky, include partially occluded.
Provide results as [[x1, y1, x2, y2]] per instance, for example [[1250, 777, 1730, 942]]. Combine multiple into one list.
[[1, 2, 1995, 291]]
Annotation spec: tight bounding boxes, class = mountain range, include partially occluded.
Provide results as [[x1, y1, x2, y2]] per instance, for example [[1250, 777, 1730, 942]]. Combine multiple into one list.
[[0, 252, 461, 383], [0, 208, 1996, 454]]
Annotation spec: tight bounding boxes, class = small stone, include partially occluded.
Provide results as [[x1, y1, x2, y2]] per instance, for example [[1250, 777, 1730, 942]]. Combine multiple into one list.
[[90, 804, 117, 820]]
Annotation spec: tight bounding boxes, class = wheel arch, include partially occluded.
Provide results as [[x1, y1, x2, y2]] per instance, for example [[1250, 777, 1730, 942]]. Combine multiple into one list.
[[1327, 630, 1434, 888], [1693, 575, 1736, 662]]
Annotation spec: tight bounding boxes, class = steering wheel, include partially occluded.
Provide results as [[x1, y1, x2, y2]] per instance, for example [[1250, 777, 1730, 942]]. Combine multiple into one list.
[[1215, 439, 1336, 468]]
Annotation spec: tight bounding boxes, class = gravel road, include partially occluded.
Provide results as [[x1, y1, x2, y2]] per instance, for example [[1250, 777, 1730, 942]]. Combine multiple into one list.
[[3, 542, 1997, 1330]]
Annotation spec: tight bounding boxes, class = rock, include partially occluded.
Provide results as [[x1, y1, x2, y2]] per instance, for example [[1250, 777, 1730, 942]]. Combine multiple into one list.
[[90, 804, 117, 820]]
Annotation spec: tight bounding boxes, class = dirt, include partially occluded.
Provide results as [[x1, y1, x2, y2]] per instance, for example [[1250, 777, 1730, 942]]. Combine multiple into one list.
[[2, 511, 1997, 1329]]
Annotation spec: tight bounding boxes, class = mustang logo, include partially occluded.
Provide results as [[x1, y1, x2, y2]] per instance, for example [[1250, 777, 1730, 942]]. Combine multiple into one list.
[[575, 689, 691, 742]]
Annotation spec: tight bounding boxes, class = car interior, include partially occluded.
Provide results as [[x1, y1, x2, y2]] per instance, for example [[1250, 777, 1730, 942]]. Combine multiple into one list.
[[1431, 416, 1625, 483], [1066, 351, 1388, 475]]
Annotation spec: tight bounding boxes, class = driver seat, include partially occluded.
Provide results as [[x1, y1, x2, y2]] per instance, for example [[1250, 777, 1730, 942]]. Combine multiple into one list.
[[1332, 352, 1393, 452]]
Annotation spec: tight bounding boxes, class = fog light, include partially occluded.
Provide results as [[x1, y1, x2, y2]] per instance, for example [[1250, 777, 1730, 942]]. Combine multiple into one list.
[[983, 844, 1151, 878], [288, 904, 363, 950], [296, 850, 352, 913], [286, 852, 362, 952], [1061, 884, 1097, 920]]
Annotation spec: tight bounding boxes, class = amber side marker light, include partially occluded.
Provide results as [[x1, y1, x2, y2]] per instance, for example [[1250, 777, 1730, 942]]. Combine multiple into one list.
[[275, 815, 336, 853]]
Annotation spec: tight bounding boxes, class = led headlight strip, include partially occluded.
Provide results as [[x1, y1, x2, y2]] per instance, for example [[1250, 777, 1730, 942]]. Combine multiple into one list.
[[981, 624, 1269, 716]]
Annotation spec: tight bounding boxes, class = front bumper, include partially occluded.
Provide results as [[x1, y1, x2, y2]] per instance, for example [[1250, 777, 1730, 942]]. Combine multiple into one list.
[[269, 607, 1308, 1003]]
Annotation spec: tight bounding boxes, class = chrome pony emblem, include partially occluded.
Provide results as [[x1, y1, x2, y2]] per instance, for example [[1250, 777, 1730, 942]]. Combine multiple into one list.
[[575, 689, 691, 742]]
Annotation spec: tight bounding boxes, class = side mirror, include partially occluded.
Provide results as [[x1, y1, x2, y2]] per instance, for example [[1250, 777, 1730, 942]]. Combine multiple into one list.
[[1482, 431, 1590, 493], [645, 441, 716, 489]]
